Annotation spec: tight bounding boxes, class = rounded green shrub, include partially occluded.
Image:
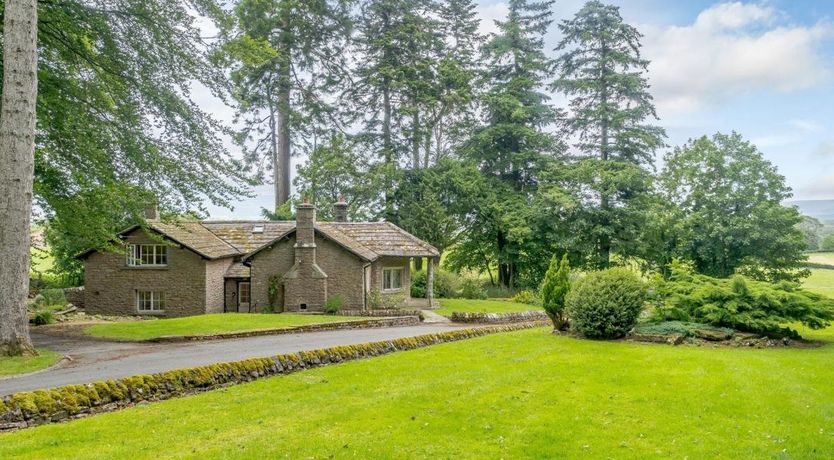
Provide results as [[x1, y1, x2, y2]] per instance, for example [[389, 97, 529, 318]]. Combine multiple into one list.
[[459, 277, 487, 300], [566, 268, 646, 339], [323, 295, 343, 315], [510, 289, 540, 305]]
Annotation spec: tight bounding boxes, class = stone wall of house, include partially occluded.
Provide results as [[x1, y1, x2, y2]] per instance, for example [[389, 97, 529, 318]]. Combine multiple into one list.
[[249, 233, 367, 312], [205, 258, 233, 314], [369, 256, 412, 306], [63, 287, 85, 308], [84, 229, 208, 317], [250, 235, 295, 312]]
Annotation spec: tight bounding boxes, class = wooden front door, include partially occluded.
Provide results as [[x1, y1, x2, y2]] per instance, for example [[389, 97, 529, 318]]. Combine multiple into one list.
[[237, 281, 251, 313]]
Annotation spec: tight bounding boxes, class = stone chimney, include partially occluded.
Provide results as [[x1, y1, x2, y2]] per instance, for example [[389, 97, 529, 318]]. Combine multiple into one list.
[[143, 203, 159, 221], [282, 198, 328, 311], [333, 197, 348, 222]]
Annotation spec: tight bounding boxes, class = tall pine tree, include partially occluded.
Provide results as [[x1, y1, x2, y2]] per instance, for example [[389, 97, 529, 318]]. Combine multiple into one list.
[[457, 0, 562, 288], [224, 0, 353, 209], [551, 1, 665, 268]]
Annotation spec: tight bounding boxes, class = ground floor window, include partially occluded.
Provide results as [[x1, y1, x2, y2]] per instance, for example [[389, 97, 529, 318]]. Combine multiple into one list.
[[136, 290, 165, 312], [383, 267, 404, 291]]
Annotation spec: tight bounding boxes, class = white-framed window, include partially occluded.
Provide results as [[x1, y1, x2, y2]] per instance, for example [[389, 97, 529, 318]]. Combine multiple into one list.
[[136, 290, 165, 312], [382, 267, 404, 291], [126, 244, 168, 267]]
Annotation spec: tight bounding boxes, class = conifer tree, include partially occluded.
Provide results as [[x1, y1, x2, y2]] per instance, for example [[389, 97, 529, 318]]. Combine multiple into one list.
[[540, 254, 571, 330], [456, 0, 562, 288], [225, 0, 353, 209], [551, 1, 666, 268]]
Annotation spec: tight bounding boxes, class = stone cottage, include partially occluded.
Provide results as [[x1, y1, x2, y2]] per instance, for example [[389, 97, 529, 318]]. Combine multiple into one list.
[[79, 200, 439, 317]]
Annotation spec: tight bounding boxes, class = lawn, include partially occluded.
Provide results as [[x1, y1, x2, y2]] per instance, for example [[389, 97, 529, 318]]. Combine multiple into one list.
[[808, 252, 834, 265], [0, 349, 61, 378], [804, 268, 834, 298], [435, 298, 541, 316], [4, 326, 834, 458], [84, 313, 364, 341]]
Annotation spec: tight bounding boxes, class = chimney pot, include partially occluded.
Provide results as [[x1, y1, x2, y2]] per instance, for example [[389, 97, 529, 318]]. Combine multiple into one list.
[[144, 205, 159, 221], [333, 197, 348, 222]]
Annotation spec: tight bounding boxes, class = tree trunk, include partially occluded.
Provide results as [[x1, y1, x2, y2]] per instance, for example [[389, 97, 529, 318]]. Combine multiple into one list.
[[598, 40, 611, 269], [411, 102, 420, 169], [274, 19, 292, 208], [0, 0, 38, 357], [414, 256, 423, 272]]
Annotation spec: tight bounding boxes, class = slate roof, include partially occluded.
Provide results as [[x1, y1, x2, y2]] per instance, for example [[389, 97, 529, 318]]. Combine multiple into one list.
[[81, 219, 439, 261]]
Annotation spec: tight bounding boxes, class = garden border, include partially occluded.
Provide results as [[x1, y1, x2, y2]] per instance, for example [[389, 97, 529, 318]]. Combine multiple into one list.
[[0, 322, 542, 431]]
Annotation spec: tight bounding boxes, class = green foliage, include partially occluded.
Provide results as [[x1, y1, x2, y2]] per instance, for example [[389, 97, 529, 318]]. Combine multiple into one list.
[[410, 269, 459, 299], [367, 289, 404, 309], [566, 268, 647, 339], [552, 1, 665, 269], [453, 0, 563, 289], [657, 133, 808, 282], [32, 311, 55, 326], [32, 289, 67, 309], [295, 135, 377, 221], [29, 1, 249, 278], [633, 321, 734, 338], [459, 277, 487, 300], [540, 254, 571, 330], [267, 275, 282, 313], [798, 216, 824, 251], [652, 262, 834, 338], [510, 290, 540, 305], [822, 234, 834, 252], [323, 296, 344, 315]]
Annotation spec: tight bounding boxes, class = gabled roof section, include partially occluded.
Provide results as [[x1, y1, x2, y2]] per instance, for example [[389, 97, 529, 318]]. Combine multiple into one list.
[[321, 222, 440, 258], [148, 221, 240, 259], [315, 224, 378, 261], [201, 221, 295, 253]]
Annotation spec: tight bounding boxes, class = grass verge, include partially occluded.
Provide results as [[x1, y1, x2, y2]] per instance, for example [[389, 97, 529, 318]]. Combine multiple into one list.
[[4, 326, 834, 457], [83, 313, 364, 341], [435, 298, 541, 317], [0, 349, 61, 378]]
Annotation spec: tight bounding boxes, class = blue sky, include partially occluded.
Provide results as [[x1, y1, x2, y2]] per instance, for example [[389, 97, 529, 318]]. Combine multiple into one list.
[[204, 1, 834, 218]]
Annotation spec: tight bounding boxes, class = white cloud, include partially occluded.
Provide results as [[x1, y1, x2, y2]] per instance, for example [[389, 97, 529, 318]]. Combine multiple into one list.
[[787, 119, 823, 133], [800, 174, 834, 199], [475, 2, 509, 36], [643, 2, 833, 114]]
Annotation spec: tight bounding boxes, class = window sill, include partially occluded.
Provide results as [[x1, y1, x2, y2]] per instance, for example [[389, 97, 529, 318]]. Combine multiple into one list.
[[136, 310, 166, 316], [124, 266, 169, 270], [382, 288, 403, 294]]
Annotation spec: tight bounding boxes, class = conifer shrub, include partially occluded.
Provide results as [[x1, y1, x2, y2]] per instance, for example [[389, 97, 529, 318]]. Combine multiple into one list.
[[652, 261, 834, 338], [566, 268, 646, 339], [540, 255, 571, 330]]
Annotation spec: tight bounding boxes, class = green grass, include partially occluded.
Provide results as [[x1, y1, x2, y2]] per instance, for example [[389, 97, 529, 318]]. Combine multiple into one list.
[[804, 268, 834, 298], [0, 349, 61, 378], [808, 252, 834, 265], [5, 327, 834, 458], [83, 313, 364, 341], [435, 298, 542, 316]]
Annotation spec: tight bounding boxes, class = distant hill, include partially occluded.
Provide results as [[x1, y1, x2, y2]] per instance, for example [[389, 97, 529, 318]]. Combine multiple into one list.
[[786, 200, 834, 222]]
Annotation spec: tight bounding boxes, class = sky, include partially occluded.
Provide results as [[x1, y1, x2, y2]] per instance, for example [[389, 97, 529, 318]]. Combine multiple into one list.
[[203, 0, 834, 218]]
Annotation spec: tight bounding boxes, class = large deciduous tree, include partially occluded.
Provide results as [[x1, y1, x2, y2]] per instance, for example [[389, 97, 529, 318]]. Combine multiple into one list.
[[551, 1, 665, 269], [224, 0, 353, 210], [659, 132, 808, 282], [0, 0, 38, 356], [28, 0, 250, 279]]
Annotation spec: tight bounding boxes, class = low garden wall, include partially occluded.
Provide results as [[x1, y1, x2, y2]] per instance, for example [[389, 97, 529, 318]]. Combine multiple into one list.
[[337, 309, 422, 318], [63, 287, 85, 308], [0, 322, 541, 431], [450, 310, 549, 324], [150, 316, 420, 343]]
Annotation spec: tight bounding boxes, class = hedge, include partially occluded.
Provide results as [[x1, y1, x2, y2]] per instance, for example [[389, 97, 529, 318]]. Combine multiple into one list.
[[0, 322, 541, 431]]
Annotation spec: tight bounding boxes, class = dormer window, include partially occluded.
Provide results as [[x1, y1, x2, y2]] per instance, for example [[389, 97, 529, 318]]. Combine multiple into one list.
[[126, 244, 168, 267], [252, 225, 264, 234]]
